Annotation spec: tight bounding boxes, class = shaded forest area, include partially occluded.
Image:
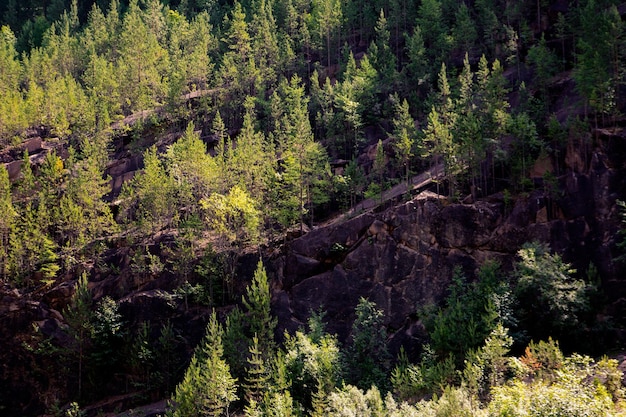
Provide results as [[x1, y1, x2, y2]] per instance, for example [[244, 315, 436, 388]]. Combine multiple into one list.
[[1, 0, 626, 415]]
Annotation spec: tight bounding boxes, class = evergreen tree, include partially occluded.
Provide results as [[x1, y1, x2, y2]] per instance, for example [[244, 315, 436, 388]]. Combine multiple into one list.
[[371, 139, 386, 204], [515, 242, 589, 341], [0, 25, 26, 141], [218, 1, 257, 124], [345, 298, 390, 391], [249, 0, 280, 92], [243, 334, 269, 405], [452, 3, 477, 55], [368, 10, 397, 97], [230, 98, 271, 200], [116, 0, 169, 114], [57, 151, 116, 262], [121, 145, 175, 231], [310, 0, 342, 67], [0, 166, 16, 281], [223, 306, 248, 380], [242, 260, 276, 358], [404, 23, 430, 104], [170, 311, 238, 417], [392, 97, 417, 190], [271, 76, 330, 231], [165, 122, 218, 214], [64, 272, 94, 399], [416, 0, 449, 68]]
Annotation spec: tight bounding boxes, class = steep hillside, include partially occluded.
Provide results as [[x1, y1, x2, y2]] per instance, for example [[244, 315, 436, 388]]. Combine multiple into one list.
[[2, 0, 626, 415]]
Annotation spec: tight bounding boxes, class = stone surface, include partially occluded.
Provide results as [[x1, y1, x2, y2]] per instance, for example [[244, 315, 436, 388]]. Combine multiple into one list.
[[271, 133, 626, 353]]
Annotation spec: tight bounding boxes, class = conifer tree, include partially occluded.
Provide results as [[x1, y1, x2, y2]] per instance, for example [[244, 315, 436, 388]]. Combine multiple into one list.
[[218, 1, 257, 123], [452, 3, 477, 54], [242, 260, 276, 358], [170, 311, 238, 417], [230, 98, 271, 200], [0, 166, 15, 281], [392, 97, 417, 190], [121, 145, 175, 231], [368, 10, 397, 96], [117, 0, 169, 114], [345, 298, 390, 391], [0, 25, 26, 141], [250, 0, 280, 91], [310, 0, 342, 67], [271, 76, 330, 232], [243, 334, 269, 406], [372, 139, 386, 204], [223, 306, 248, 379], [166, 122, 218, 213], [64, 272, 94, 399]]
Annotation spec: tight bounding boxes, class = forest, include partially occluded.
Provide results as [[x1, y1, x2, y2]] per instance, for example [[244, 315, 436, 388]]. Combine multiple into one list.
[[1, 0, 626, 415]]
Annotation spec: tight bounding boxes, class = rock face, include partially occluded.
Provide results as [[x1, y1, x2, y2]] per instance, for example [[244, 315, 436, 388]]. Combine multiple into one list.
[[271, 134, 626, 354]]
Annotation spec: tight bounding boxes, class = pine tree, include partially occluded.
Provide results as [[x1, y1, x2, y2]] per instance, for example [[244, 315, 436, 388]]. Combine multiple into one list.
[[346, 298, 390, 390], [170, 311, 238, 417], [64, 272, 94, 400], [58, 151, 117, 261], [218, 1, 257, 123], [230, 98, 271, 200], [310, 0, 342, 67], [368, 10, 397, 96], [250, 0, 280, 91], [117, 0, 169, 114], [165, 122, 219, 213], [242, 260, 276, 358], [272, 76, 330, 232], [0, 166, 16, 281], [243, 335, 269, 405], [0, 25, 26, 141], [392, 97, 417, 191], [452, 3, 477, 54], [372, 139, 386, 204], [121, 145, 175, 231]]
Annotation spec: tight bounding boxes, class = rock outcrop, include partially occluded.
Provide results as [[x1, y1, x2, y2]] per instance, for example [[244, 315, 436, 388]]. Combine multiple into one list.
[[271, 133, 626, 354]]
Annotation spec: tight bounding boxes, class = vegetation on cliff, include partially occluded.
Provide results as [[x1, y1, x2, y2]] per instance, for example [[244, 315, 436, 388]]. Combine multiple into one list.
[[0, 0, 625, 415]]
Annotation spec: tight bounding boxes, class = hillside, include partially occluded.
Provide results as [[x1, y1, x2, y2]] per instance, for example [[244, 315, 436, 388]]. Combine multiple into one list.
[[1, 0, 626, 416]]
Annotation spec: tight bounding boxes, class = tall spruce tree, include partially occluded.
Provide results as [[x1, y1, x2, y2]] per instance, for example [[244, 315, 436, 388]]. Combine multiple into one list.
[[170, 311, 237, 417], [242, 260, 276, 359]]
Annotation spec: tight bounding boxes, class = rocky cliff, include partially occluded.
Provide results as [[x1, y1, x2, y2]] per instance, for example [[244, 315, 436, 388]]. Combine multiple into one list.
[[271, 128, 626, 354]]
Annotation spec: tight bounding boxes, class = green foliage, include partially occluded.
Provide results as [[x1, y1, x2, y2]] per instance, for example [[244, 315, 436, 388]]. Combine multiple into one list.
[[515, 242, 589, 340], [391, 97, 418, 190], [0, 166, 16, 281], [426, 263, 508, 368], [166, 122, 218, 213], [90, 296, 124, 372], [519, 338, 564, 380], [526, 35, 559, 97], [121, 145, 175, 231], [345, 298, 390, 390], [283, 315, 342, 410], [63, 272, 94, 399], [169, 311, 238, 417], [242, 260, 276, 358], [201, 184, 261, 245], [391, 343, 456, 400], [223, 306, 248, 381], [462, 323, 513, 400], [489, 373, 613, 417], [244, 335, 270, 405]]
